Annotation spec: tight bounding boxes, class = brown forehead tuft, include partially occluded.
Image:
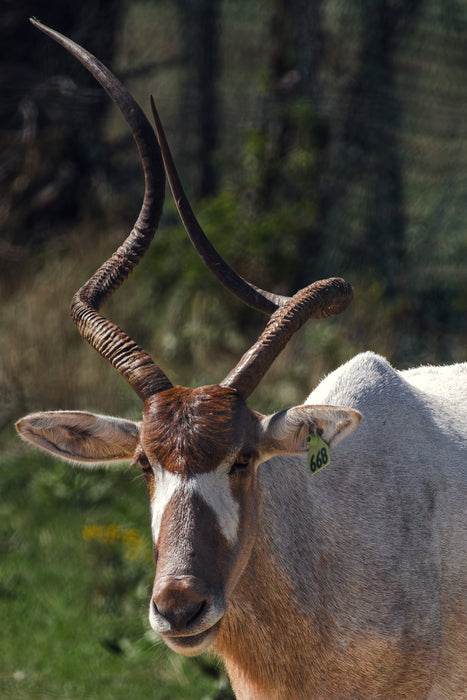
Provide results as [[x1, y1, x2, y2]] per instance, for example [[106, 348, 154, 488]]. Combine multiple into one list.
[[141, 385, 252, 476]]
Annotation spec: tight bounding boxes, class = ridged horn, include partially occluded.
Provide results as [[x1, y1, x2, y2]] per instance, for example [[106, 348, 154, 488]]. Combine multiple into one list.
[[31, 19, 353, 403], [30, 18, 173, 401], [221, 278, 352, 398], [148, 91, 353, 398]]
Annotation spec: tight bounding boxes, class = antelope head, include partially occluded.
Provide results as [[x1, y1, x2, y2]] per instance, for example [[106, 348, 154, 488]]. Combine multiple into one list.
[[17, 21, 361, 657]]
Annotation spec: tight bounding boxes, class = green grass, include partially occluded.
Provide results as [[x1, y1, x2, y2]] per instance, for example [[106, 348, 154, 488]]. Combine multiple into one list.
[[0, 447, 233, 699]]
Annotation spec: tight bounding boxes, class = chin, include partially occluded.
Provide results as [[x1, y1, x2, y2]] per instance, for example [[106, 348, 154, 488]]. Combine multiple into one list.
[[161, 623, 221, 657]]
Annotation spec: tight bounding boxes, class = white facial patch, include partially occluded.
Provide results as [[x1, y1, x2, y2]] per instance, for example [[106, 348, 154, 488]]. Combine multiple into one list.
[[150, 466, 240, 545]]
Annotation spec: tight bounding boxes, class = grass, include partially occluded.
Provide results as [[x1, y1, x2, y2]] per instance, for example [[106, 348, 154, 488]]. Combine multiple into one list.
[[0, 445, 233, 700]]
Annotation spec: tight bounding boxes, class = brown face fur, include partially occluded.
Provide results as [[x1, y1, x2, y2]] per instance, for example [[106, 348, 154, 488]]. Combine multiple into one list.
[[136, 384, 264, 653], [140, 384, 259, 475]]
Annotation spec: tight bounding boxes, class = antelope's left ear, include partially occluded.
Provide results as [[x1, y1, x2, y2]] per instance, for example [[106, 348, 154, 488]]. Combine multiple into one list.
[[16, 411, 140, 466], [257, 405, 361, 460]]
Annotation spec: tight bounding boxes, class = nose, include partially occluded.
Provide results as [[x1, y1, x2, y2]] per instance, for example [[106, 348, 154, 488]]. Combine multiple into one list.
[[152, 577, 209, 632]]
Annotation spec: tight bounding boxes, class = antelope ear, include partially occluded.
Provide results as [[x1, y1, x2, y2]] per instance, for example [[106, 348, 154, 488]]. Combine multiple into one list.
[[16, 411, 140, 466], [257, 405, 361, 460]]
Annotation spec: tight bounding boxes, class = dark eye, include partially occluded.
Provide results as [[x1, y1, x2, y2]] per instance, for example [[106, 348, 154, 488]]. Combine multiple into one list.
[[228, 454, 251, 476], [139, 455, 151, 472]]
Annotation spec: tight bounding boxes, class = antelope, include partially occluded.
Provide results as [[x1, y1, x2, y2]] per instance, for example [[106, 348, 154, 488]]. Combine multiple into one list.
[[17, 20, 466, 700]]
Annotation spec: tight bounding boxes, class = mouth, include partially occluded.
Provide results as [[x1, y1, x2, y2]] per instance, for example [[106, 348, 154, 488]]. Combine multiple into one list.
[[161, 621, 221, 657]]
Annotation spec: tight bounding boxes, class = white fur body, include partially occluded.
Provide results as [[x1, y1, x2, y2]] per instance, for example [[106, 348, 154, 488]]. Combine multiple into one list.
[[16, 352, 467, 699], [220, 352, 466, 698]]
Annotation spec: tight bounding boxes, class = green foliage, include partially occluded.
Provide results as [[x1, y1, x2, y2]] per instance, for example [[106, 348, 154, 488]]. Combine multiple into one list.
[[0, 449, 233, 699]]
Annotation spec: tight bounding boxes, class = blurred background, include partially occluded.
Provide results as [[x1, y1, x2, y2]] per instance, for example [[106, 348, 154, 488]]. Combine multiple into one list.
[[1, 0, 466, 698]]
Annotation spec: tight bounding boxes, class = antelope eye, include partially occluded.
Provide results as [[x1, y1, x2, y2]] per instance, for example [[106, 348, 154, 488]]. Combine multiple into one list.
[[139, 455, 151, 471], [228, 454, 251, 476]]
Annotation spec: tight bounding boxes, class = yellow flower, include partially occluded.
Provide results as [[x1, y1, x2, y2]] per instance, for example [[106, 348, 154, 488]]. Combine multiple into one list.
[[82, 523, 152, 562]]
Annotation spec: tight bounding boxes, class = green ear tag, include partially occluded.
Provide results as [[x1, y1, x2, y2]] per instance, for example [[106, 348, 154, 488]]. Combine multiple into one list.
[[306, 434, 330, 475]]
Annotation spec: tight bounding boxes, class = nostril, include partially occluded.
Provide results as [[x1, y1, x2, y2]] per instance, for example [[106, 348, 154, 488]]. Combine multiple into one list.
[[152, 588, 208, 631], [186, 599, 205, 627]]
